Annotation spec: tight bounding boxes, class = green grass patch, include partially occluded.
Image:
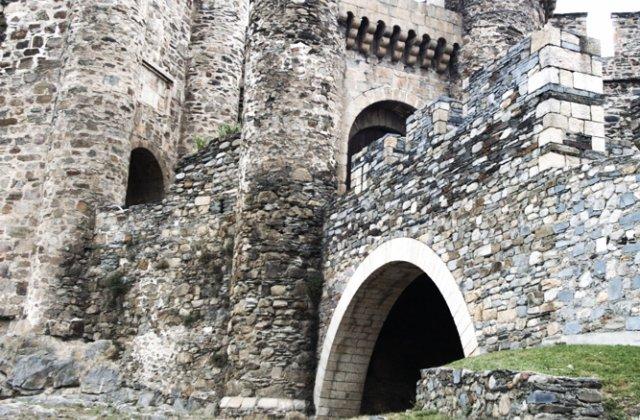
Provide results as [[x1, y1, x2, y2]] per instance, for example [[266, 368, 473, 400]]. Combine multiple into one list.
[[449, 345, 640, 417]]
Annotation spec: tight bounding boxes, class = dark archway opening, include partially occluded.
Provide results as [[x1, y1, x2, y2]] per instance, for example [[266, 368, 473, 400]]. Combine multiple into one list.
[[360, 274, 465, 415], [125, 148, 165, 207], [347, 101, 415, 189]]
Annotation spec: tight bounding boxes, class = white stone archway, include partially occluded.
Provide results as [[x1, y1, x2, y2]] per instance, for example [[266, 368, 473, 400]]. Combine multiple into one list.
[[314, 238, 479, 417]]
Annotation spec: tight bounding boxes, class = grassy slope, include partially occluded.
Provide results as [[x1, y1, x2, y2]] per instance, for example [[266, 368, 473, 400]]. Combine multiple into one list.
[[448, 345, 640, 417]]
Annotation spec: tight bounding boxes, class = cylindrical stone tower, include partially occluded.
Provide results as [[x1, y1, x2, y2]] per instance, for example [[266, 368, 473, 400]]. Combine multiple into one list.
[[460, 0, 552, 77], [25, 0, 145, 333], [182, 0, 249, 153], [224, 0, 344, 415]]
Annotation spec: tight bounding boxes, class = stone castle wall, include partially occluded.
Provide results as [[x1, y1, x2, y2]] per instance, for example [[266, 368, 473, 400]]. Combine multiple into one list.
[[0, 0, 71, 323], [320, 28, 639, 359], [0, 0, 248, 335], [550, 12, 587, 37], [416, 368, 604, 418], [337, 0, 463, 191], [75, 134, 240, 408], [181, 0, 248, 154], [603, 12, 640, 156]]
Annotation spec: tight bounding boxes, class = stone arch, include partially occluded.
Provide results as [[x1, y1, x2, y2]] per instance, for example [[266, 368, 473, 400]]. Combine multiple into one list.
[[314, 238, 479, 417], [125, 147, 165, 207], [338, 87, 425, 192]]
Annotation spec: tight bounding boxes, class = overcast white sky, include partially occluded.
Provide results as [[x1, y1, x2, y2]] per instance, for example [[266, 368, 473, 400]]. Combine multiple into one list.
[[556, 0, 640, 56]]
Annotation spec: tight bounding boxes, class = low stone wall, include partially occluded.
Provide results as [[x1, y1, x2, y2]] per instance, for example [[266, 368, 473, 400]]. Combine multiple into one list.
[[416, 367, 604, 418]]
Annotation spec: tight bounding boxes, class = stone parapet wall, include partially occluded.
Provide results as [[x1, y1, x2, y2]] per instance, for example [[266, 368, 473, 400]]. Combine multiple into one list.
[[75, 134, 240, 406], [550, 13, 588, 37], [602, 12, 640, 157], [605, 12, 640, 81], [416, 367, 604, 418], [321, 28, 640, 355]]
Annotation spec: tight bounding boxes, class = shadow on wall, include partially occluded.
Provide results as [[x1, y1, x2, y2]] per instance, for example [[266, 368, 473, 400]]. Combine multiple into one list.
[[347, 100, 416, 189], [125, 148, 165, 207], [360, 273, 465, 415]]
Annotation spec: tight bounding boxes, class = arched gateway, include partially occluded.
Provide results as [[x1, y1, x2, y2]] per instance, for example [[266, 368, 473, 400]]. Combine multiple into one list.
[[314, 238, 479, 417]]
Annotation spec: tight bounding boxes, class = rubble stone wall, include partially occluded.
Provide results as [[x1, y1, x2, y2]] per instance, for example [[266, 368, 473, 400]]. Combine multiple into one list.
[[0, 0, 195, 335], [223, 0, 345, 415], [416, 367, 604, 418], [0, 0, 71, 323], [78, 134, 240, 407], [321, 28, 639, 359], [604, 12, 640, 156], [181, 0, 248, 154]]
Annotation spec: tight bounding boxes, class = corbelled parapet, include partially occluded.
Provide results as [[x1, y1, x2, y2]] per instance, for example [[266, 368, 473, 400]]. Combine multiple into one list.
[[339, 12, 460, 75], [460, 0, 548, 78], [223, 0, 344, 416]]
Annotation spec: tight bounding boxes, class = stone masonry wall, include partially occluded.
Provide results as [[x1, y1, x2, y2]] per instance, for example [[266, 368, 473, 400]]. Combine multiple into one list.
[[223, 0, 345, 415], [416, 367, 604, 418], [321, 28, 640, 356], [603, 12, 640, 155], [337, 0, 462, 191], [0, 0, 195, 335], [459, 0, 547, 77], [550, 13, 588, 37], [0, 0, 71, 325], [76, 134, 240, 408], [181, 0, 248, 154]]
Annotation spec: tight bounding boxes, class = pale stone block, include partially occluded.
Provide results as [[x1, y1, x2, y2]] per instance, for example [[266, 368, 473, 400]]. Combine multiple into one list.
[[539, 152, 566, 171], [538, 127, 564, 146], [194, 196, 211, 206], [539, 46, 592, 73], [592, 137, 606, 152], [573, 72, 603, 94], [568, 118, 584, 134], [559, 70, 573, 88], [561, 31, 580, 45], [543, 113, 568, 130], [571, 102, 591, 120], [528, 67, 559, 93], [584, 121, 605, 137], [591, 58, 603, 77], [560, 101, 572, 116], [591, 105, 605, 123], [531, 27, 561, 52], [536, 98, 560, 118], [432, 108, 449, 122]]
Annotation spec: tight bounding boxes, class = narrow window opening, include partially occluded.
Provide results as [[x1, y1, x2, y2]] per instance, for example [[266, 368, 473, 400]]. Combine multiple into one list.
[[125, 148, 165, 207]]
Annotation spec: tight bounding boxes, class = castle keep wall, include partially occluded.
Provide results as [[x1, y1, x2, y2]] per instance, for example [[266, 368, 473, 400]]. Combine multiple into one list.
[[550, 12, 588, 37], [321, 28, 639, 365], [604, 12, 640, 155], [182, 0, 248, 153], [337, 0, 463, 191], [0, 0, 71, 323], [0, 0, 195, 334]]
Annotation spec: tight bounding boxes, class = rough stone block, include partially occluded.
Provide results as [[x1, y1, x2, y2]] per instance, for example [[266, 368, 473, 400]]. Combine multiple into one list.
[[528, 68, 559, 93]]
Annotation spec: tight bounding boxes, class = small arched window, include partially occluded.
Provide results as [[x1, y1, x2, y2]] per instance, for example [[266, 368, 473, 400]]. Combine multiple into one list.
[[125, 148, 165, 207], [347, 101, 416, 189]]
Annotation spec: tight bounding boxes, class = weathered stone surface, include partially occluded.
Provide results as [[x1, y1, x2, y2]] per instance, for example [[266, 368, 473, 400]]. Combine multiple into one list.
[[80, 364, 121, 395], [416, 367, 604, 418]]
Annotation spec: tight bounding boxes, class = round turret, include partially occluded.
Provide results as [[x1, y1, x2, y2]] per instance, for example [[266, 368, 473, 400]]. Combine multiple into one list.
[[460, 0, 554, 77]]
